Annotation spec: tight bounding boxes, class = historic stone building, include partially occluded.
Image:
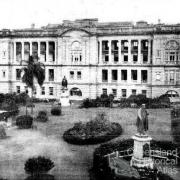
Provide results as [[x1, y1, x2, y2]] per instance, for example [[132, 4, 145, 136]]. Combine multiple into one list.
[[0, 18, 180, 100]]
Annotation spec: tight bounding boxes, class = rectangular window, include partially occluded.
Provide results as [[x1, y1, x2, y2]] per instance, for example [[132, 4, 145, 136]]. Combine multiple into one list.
[[132, 89, 136, 95], [121, 40, 128, 52], [41, 87, 45, 95], [124, 55, 128, 62], [77, 71, 81, 79], [25, 86, 28, 94], [169, 52, 175, 62], [141, 70, 148, 83], [49, 41, 55, 61], [143, 54, 148, 63], [49, 69, 54, 81], [133, 41, 138, 47], [102, 88, 107, 95], [142, 90, 147, 97], [40, 42, 46, 61], [102, 69, 108, 82], [49, 87, 54, 95], [16, 42, 22, 61], [157, 50, 161, 57], [121, 70, 127, 81], [112, 89, 117, 97], [2, 71, 5, 78], [102, 41, 109, 51], [131, 70, 137, 81], [24, 42, 30, 61], [133, 55, 138, 63], [170, 71, 175, 83], [32, 42, 38, 60], [105, 54, 109, 62], [70, 71, 74, 79], [16, 69, 21, 80], [112, 70, 118, 81], [122, 89, 127, 97], [16, 86, 20, 94]]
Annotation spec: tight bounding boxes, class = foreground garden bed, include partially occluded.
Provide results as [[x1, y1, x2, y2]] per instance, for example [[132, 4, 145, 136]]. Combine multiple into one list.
[[92, 139, 180, 180], [63, 112, 122, 145]]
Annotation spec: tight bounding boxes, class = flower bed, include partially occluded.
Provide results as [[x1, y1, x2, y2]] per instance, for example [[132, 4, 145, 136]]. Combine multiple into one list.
[[63, 112, 122, 145]]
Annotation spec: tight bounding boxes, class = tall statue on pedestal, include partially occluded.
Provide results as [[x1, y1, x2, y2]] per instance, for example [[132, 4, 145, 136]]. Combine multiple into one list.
[[62, 76, 68, 90], [136, 104, 149, 135], [60, 76, 70, 107], [130, 104, 153, 169]]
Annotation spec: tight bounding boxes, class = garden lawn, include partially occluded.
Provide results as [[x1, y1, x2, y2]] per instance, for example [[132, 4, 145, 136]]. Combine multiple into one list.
[[0, 103, 176, 180]]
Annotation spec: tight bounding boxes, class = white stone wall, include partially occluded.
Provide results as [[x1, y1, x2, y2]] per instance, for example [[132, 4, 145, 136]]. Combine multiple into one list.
[[1, 30, 180, 99]]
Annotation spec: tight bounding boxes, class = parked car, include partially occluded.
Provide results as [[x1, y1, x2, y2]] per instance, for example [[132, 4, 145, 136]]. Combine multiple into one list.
[[164, 90, 180, 105]]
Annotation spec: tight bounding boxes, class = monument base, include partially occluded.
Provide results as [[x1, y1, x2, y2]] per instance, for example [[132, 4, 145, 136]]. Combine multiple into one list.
[[60, 88, 70, 107], [130, 134, 154, 169]]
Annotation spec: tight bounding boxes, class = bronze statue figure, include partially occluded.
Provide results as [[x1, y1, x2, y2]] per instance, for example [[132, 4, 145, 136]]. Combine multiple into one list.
[[136, 104, 149, 135], [62, 76, 68, 89]]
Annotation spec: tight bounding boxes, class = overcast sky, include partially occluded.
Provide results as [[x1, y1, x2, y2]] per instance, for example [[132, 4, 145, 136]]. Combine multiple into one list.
[[1, 0, 180, 29]]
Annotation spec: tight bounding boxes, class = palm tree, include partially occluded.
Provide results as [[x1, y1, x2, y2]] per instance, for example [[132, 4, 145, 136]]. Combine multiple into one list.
[[20, 55, 45, 115]]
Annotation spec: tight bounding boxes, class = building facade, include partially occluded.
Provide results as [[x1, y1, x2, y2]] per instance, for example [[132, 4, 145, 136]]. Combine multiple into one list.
[[0, 19, 180, 100]]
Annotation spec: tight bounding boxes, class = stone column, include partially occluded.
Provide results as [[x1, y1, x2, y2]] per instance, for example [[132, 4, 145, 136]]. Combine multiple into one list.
[[148, 39, 151, 64], [118, 40, 121, 63], [22, 42, 24, 60], [99, 40, 102, 64], [30, 42, 32, 56], [46, 41, 49, 62], [138, 70, 142, 84], [138, 39, 141, 64], [128, 39, 131, 63], [14, 42, 16, 62], [38, 41, 40, 60], [108, 40, 111, 64]]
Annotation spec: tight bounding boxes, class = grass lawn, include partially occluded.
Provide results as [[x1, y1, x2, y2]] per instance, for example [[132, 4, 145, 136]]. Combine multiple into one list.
[[0, 103, 177, 180]]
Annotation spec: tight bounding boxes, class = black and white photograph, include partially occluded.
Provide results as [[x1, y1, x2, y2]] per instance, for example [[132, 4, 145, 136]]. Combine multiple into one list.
[[0, 0, 180, 179]]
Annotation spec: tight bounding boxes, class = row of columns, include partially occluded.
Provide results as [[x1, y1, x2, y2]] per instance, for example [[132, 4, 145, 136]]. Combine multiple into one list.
[[14, 41, 55, 62], [99, 39, 152, 64], [105, 69, 148, 84]]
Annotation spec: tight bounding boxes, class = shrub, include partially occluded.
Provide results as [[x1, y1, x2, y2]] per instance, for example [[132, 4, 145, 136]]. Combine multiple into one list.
[[36, 111, 48, 122], [16, 115, 33, 129], [51, 107, 61, 116], [15, 92, 29, 105], [0, 99, 19, 116], [24, 156, 54, 175], [0, 125, 6, 139], [63, 112, 122, 145]]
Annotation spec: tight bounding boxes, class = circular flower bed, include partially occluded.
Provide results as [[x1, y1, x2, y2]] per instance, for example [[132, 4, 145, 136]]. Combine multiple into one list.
[[92, 139, 180, 180], [63, 112, 122, 145]]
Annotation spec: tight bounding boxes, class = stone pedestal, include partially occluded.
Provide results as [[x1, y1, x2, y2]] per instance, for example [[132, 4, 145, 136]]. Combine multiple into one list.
[[130, 134, 154, 169], [60, 88, 70, 107]]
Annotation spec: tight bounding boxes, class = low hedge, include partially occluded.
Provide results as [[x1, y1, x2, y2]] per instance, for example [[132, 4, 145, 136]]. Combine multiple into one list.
[[16, 115, 33, 129], [25, 174, 55, 180], [51, 107, 61, 116], [35, 111, 48, 122], [24, 156, 54, 175], [92, 139, 180, 180], [63, 112, 122, 145], [118, 94, 170, 109]]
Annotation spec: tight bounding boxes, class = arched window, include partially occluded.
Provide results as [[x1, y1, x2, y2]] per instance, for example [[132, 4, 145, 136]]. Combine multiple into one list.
[[165, 40, 180, 64], [70, 87, 82, 96], [165, 90, 179, 98], [71, 41, 82, 63]]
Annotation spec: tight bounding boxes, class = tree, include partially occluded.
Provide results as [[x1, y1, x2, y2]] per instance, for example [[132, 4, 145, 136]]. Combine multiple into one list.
[[20, 55, 45, 115]]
